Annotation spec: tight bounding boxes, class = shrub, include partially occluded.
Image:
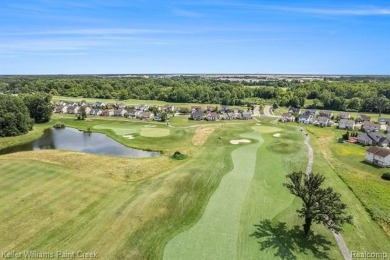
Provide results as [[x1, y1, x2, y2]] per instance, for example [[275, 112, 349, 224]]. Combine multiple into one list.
[[53, 122, 65, 128], [171, 151, 186, 160], [381, 173, 390, 181]]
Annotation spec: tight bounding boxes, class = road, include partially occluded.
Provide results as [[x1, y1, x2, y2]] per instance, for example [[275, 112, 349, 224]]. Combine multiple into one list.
[[302, 131, 352, 260], [263, 105, 279, 118]]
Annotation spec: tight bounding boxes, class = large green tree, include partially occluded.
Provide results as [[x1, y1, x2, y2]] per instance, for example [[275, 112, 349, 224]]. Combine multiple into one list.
[[0, 95, 33, 137], [23, 94, 54, 123], [284, 171, 353, 236]]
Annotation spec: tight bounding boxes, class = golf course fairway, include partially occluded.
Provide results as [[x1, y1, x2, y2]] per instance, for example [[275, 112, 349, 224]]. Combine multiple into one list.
[[164, 132, 263, 260]]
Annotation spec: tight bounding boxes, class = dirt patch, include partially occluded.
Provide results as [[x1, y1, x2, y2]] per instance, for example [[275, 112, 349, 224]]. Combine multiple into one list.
[[192, 125, 219, 146], [230, 139, 251, 145]]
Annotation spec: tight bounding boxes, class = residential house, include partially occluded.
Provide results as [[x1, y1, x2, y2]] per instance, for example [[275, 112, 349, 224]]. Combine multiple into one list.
[[365, 147, 381, 163], [139, 111, 154, 120], [114, 109, 127, 117], [356, 114, 371, 123], [81, 106, 91, 115], [116, 103, 126, 110], [94, 101, 106, 108], [365, 147, 390, 167], [106, 103, 116, 109], [55, 105, 68, 113], [191, 106, 202, 112], [221, 105, 229, 112], [378, 118, 390, 125], [315, 117, 331, 127], [304, 109, 318, 116], [357, 133, 374, 146], [206, 112, 219, 121], [319, 111, 333, 118], [137, 104, 149, 111], [280, 113, 295, 122], [190, 110, 204, 120], [67, 106, 80, 114], [298, 114, 313, 124], [205, 106, 217, 112], [164, 104, 175, 113], [227, 112, 236, 120], [361, 121, 380, 132], [154, 113, 163, 121], [367, 132, 389, 147], [338, 112, 351, 120], [242, 113, 252, 120], [89, 109, 102, 116], [127, 108, 137, 118], [338, 119, 355, 130], [288, 107, 302, 115], [101, 110, 114, 116]]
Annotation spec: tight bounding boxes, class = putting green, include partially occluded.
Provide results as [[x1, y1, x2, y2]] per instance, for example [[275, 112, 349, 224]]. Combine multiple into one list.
[[140, 128, 170, 137], [93, 124, 138, 135], [251, 126, 282, 133], [164, 132, 263, 260]]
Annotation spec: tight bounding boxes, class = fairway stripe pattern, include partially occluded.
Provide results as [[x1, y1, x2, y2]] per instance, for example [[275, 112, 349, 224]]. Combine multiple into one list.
[[164, 132, 263, 260]]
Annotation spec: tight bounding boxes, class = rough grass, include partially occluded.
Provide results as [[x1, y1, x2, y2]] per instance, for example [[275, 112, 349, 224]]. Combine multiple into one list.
[[191, 125, 219, 146], [304, 125, 390, 250]]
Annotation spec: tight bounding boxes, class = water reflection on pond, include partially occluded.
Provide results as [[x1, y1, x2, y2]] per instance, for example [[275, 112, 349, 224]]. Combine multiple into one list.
[[0, 127, 159, 158]]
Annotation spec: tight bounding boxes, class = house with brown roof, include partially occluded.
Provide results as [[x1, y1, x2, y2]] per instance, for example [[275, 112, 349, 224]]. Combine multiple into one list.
[[365, 147, 390, 167], [338, 112, 350, 120], [280, 113, 295, 122], [319, 111, 333, 118], [356, 114, 371, 123]]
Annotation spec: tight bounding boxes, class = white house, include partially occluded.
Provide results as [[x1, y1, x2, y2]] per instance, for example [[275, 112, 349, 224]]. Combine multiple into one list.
[[298, 114, 313, 124], [365, 147, 390, 167], [365, 147, 381, 163]]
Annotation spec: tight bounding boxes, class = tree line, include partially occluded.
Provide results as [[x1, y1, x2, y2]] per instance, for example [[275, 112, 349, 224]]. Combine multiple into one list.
[[0, 94, 53, 137], [1, 76, 390, 113]]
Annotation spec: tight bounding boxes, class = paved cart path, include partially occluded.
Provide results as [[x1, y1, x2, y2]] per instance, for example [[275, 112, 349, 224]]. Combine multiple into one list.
[[303, 131, 352, 260]]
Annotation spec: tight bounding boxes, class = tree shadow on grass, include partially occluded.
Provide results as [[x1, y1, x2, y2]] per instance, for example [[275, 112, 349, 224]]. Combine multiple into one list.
[[250, 219, 333, 260]]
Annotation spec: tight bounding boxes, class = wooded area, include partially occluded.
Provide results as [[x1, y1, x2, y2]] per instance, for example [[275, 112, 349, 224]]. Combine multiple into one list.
[[0, 76, 389, 113]]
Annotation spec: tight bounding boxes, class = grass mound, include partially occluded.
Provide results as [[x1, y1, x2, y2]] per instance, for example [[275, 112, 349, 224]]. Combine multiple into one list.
[[267, 140, 301, 154], [171, 151, 186, 160]]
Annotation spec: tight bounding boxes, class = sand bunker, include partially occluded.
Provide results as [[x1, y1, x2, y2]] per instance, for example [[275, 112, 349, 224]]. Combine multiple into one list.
[[230, 139, 251, 145], [123, 134, 134, 139], [273, 133, 281, 137]]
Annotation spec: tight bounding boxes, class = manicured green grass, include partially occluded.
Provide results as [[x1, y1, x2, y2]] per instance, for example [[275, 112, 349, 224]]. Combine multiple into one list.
[[164, 132, 264, 260], [237, 122, 342, 260], [164, 120, 343, 259]]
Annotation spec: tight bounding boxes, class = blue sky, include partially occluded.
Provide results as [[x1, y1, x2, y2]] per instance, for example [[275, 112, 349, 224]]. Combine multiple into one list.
[[1, 0, 390, 74]]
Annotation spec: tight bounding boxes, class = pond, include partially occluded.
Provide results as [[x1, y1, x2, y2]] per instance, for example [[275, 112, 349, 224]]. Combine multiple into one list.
[[0, 127, 159, 158]]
